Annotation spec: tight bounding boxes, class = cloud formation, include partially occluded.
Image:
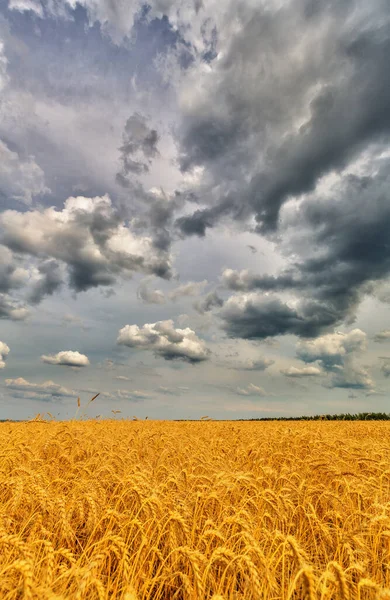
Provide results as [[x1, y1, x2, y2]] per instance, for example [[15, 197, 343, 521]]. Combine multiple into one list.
[[137, 279, 166, 305], [5, 377, 78, 400], [220, 294, 337, 340], [381, 362, 390, 378], [0, 138, 49, 205], [227, 357, 274, 371], [0, 341, 10, 368], [194, 291, 223, 314], [41, 351, 90, 367], [220, 160, 390, 339], [0, 294, 29, 321], [281, 366, 322, 378], [175, 0, 390, 235], [117, 319, 210, 363], [374, 330, 390, 342], [0, 195, 172, 315], [236, 383, 267, 397], [1, 0, 390, 415], [296, 329, 373, 389], [168, 280, 208, 301], [116, 113, 159, 185]]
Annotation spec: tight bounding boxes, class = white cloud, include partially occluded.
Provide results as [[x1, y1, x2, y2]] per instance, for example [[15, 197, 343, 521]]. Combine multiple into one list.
[[8, 0, 44, 17], [281, 366, 322, 378], [41, 351, 90, 367], [117, 319, 210, 363], [0, 341, 10, 368]]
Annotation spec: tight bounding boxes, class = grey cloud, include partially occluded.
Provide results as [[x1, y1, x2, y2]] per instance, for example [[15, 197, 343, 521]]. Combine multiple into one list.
[[176, 202, 234, 237], [0, 195, 172, 314], [374, 330, 390, 342], [329, 364, 373, 390], [221, 268, 301, 293], [296, 329, 367, 367], [0, 246, 29, 294], [236, 383, 267, 397], [221, 162, 390, 338], [137, 279, 166, 305], [296, 329, 373, 389], [224, 356, 274, 371], [220, 294, 337, 340], [28, 260, 63, 305], [237, 357, 274, 371], [61, 313, 89, 331], [175, 0, 390, 234], [381, 362, 390, 378], [157, 386, 185, 396], [194, 290, 223, 314], [117, 319, 210, 363], [5, 377, 78, 400], [168, 280, 207, 300], [0, 138, 49, 205], [112, 389, 152, 401], [0, 293, 29, 320], [116, 113, 159, 185]]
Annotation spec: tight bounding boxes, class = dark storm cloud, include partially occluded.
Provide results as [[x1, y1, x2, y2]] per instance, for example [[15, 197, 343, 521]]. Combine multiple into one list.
[[175, 0, 390, 234], [221, 269, 302, 293], [220, 161, 390, 339], [220, 296, 338, 340]]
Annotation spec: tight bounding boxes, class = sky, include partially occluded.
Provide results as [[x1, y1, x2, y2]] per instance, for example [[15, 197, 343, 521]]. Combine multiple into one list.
[[0, 0, 390, 420]]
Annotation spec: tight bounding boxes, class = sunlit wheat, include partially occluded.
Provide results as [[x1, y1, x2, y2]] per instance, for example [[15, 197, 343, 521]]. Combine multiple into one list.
[[1, 419, 390, 598]]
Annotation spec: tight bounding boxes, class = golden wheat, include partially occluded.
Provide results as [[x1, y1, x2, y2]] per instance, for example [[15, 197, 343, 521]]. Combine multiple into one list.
[[1, 420, 390, 598]]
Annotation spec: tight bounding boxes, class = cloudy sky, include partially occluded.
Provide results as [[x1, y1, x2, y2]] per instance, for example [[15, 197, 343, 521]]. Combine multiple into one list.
[[0, 0, 390, 420]]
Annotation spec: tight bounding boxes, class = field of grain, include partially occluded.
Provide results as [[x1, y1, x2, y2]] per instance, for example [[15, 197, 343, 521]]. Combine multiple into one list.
[[1, 420, 390, 599]]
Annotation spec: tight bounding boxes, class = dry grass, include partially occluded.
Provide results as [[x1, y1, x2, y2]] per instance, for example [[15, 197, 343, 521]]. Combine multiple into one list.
[[1, 419, 390, 599]]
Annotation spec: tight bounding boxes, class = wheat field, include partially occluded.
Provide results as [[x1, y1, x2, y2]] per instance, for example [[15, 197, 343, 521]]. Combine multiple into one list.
[[1, 419, 390, 599]]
